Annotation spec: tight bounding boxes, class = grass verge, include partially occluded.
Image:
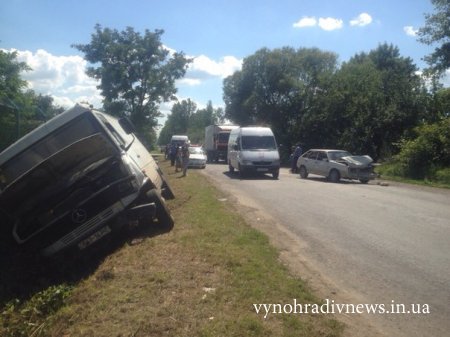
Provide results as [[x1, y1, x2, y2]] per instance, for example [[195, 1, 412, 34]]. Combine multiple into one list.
[[1, 159, 343, 337], [376, 163, 450, 189]]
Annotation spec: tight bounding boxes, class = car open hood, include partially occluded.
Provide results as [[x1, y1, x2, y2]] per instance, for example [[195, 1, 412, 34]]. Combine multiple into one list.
[[0, 133, 117, 203], [340, 155, 373, 167]]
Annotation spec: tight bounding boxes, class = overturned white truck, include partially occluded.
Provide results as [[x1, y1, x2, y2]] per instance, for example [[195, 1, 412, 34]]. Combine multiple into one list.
[[0, 104, 174, 256]]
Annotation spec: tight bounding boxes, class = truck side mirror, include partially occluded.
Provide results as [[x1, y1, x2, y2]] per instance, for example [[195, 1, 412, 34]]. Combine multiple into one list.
[[119, 117, 136, 134]]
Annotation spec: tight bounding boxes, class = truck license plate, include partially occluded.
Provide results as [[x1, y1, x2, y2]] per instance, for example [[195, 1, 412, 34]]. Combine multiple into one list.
[[78, 226, 111, 250]]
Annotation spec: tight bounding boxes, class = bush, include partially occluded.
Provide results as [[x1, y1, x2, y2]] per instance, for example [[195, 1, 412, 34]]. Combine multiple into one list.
[[434, 167, 450, 185], [394, 118, 450, 179]]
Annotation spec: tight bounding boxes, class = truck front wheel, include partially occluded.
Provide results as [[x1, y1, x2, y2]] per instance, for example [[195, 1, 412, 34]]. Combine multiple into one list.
[[146, 189, 174, 230]]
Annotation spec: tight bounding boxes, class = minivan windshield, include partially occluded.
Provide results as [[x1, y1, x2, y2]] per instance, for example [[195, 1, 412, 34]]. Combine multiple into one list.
[[241, 136, 276, 150]]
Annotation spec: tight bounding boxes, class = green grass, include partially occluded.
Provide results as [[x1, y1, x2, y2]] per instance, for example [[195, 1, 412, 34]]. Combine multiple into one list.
[[1, 160, 344, 337], [376, 163, 450, 189]]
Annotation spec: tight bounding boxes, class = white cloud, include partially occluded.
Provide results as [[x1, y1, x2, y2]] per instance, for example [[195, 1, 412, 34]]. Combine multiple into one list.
[[4, 48, 102, 108], [441, 69, 450, 88], [350, 13, 373, 27], [293, 16, 317, 28], [3, 48, 240, 111], [177, 78, 202, 86], [293, 16, 343, 31], [188, 55, 242, 79], [318, 17, 344, 31], [404, 26, 418, 37]]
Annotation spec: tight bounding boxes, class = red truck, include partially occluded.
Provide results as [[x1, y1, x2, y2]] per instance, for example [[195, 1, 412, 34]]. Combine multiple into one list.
[[204, 124, 239, 162]]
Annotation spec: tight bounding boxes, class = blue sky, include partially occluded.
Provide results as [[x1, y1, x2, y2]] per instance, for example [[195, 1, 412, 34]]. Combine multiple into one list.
[[0, 0, 445, 126]]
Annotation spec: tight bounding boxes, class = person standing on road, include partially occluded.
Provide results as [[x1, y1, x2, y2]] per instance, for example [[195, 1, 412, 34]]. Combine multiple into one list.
[[169, 143, 177, 166], [181, 142, 190, 177], [291, 143, 302, 173]]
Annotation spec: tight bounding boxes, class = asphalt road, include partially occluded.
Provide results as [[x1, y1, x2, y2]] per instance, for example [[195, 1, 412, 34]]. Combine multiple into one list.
[[200, 164, 450, 337]]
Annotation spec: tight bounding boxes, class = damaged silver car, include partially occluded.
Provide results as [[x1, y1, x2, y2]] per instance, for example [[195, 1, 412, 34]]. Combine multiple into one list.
[[0, 104, 174, 256], [296, 149, 376, 183]]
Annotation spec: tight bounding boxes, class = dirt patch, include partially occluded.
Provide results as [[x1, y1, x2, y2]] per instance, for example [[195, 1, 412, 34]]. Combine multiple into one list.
[[202, 173, 385, 337]]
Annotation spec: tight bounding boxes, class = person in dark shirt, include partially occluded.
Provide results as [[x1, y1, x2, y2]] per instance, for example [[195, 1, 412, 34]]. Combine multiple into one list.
[[291, 144, 302, 173]]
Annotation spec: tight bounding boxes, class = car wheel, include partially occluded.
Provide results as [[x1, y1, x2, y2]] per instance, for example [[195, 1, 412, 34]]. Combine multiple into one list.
[[299, 166, 308, 179], [146, 189, 174, 230], [272, 170, 279, 179], [359, 178, 369, 184], [329, 169, 340, 183]]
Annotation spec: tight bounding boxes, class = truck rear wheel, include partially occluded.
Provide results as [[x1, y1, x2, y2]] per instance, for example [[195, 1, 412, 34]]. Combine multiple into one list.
[[146, 189, 174, 230]]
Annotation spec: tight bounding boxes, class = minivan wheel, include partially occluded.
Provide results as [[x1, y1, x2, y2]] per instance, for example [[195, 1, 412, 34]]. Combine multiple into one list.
[[299, 166, 308, 179], [146, 189, 174, 230], [238, 164, 245, 178], [329, 169, 340, 183]]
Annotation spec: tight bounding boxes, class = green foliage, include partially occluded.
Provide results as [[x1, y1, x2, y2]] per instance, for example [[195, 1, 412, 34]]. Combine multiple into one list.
[[223, 46, 338, 156], [0, 50, 63, 151], [0, 50, 30, 98], [72, 24, 192, 146], [394, 118, 450, 179], [158, 100, 223, 145], [223, 44, 427, 160], [1, 284, 72, 337], [417, 0, 450, 79], [327, 44, 426, 159]]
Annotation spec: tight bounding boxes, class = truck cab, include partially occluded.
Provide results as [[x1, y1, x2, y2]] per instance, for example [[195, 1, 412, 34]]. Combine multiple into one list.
[[0, 104, 174, 256]]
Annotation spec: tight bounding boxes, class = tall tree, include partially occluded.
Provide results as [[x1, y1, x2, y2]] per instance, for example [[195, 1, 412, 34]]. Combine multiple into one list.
[[223, 47, 338, 152], [158, 99, 197, 145], [72, 24, 192, 146], [0, 50, 30, 106], [417, 0, 450, 80], [324, 44, 427, 159], [0, 51, 62, 150]]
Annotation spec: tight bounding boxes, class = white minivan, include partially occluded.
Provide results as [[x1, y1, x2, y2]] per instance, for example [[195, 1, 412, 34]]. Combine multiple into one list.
[[227, 127, 280, 179]]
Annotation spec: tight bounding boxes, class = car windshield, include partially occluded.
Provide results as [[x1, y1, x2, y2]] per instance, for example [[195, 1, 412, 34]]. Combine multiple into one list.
[[329, 151, 352, 160], [241, 136, 276, 150], [189, 147, 204, 154]]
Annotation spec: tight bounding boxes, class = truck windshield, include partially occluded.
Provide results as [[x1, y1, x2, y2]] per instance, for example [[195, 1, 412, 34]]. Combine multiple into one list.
[[0, 112, 101, 189], [218, 132, 230, 144], [241, 136, 276, 150]]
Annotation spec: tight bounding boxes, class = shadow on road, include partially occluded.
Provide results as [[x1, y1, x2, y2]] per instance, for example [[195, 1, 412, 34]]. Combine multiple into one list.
[[222, 170, 278, 180], [295, 175, 373, 185]]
